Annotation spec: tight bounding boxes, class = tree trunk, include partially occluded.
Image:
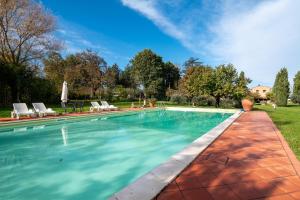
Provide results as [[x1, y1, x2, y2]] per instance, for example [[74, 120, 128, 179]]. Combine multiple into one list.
[[216, 96, 220, 107]]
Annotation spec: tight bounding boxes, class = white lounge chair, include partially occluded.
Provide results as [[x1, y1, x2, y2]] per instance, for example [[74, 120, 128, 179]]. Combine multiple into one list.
[[32, 103, 56, 117], [100, 101, 118, 110], [12, 103, 35, 119], [90, 102, 105, 112]]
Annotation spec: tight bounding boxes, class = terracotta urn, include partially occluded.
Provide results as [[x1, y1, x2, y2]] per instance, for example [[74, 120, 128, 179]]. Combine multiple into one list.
[[242, 98, 254, 112]]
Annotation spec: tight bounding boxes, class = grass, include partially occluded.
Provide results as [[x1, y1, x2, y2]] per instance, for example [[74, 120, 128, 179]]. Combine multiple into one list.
[[0, 101, 136, 118], [255, 104, 300, 160], [0, 101, 188, 118]]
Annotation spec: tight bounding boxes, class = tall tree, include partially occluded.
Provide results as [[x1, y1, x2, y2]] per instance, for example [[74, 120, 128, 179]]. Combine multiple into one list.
[[131, 49, 165, 98], [119, 65, 135, 88], [179, 65, 213, 98], [43, 52, 65, 93], [164, 61, 180, 89], [0, 0, 58, 65], [234, 71, 252, 101], [292, 71, 300, 104], [183, 57, 202, 68], [211, 64, 238, 107], [64, 50, 106, 98], [273, 68, 290, 106], [104, 63, 120, 89], [0, 0, 58, 102]]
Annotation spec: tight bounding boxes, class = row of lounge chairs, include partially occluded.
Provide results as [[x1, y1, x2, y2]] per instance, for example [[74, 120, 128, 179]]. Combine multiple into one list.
[[90, 101, 118, 112], [12, 103, 56, 119], [11, 101, 118, 119]]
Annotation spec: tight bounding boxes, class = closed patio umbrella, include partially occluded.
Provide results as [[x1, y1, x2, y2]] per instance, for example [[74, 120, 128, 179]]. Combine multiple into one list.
[[61, 81, 68, 103]]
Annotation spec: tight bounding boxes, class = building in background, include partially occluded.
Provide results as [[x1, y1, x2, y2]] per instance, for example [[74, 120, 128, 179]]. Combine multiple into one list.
[[251, 85, 272, 100]]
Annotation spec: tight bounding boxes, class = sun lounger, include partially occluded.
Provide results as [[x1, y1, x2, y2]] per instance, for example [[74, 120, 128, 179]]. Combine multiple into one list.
[[12, 103, 35, 119], [32, 103, 56, 117], [100, 101, 118, 110], [90, 102, 105, 112]]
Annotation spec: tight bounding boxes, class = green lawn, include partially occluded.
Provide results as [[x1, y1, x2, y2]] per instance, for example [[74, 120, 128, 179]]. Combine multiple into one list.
[[0, 101, 136, 118], [0, 101, 188, 118], [255, 104, 300, 160]]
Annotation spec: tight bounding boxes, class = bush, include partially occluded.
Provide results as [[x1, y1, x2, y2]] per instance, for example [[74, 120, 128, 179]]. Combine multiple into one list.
[[170, 94, 187, 104], [191, 95, 216, 106], [191, 96, 206, 106], [291, 95, 300, 104], [220, 98, 236, 108], [207, 96, 216, 106]]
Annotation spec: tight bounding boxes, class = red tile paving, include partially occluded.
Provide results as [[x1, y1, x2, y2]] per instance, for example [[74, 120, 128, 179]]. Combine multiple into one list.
[[156, 111, 300, 200]]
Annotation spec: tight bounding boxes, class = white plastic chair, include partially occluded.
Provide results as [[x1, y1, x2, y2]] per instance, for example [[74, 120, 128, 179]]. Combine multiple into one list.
[[100, 101, 118, 110], [32, 103, 56, 117], [90, 102, 105, 112], [12, 103, 35, 119]]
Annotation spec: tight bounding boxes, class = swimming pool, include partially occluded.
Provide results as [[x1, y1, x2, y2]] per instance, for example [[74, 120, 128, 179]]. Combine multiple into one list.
[[0, 110, 232, 200]]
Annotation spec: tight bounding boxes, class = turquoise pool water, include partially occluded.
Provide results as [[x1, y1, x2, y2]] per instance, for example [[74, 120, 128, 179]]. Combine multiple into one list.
[[0, 110, 231, 200]]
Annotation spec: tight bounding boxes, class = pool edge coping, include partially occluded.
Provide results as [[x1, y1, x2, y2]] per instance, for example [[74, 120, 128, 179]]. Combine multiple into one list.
[[109, 108, 242, 200]]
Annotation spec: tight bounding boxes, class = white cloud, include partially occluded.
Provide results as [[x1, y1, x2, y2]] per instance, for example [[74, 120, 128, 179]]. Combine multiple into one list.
[[120, 0, 204, 54], [121, 0, 300, 86], [210, 0, 300, 86]]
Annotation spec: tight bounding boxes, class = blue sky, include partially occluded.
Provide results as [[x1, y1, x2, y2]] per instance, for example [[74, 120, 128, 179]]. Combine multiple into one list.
[[41, 0, 300, 87]]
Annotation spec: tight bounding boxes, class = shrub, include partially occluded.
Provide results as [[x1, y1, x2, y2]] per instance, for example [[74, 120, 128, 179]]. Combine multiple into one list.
[[170, 94, 187, 104], [207, 96, 216, 106], [220, 98, 236, 108], [273, 68, 290, 106], [191, 95, 216, 107], [292, 95, 300, 104]]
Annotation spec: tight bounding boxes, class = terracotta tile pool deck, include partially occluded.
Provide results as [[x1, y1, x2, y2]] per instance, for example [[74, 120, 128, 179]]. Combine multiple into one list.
[[156, 111, 300, 200]]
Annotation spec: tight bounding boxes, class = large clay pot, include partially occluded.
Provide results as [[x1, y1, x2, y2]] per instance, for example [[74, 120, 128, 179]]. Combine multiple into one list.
[[242, 99, 254, 112]]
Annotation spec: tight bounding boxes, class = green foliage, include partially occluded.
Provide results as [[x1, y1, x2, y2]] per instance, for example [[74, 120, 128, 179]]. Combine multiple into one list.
[[131, 49, 165, 98], [211, 64, 238, 107], [130, 49, 179, 99], [164, 61, 180, 89], [219, 98, 237, 108], [273, 68, 290, 106], [292, 71, 300, 104], [104, 63, 120, 89], [170, 94, 188, 104], [266, 92, 275, 102], [183, 57, 203, 73], [192, 95, 215, 106], [178, 63, 251, 107], [179, 66, 213, 98], [44, 52, 66, 93], [234, 71, 252, 101]]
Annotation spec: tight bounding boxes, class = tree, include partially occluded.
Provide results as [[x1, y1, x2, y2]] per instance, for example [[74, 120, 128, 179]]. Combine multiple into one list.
[[64, 50, 107, 98], [43, 52, 65, 93], [292, 71, 300, 104], [273, 68, 290, 106], [183, 57, 203, 74], [211, 64, 238, 107], [104, 63, 120, 89], [163, 61, 180, 89], [0, 0, 58, 102], [131, 49, 165, 98], [234, 71, 252, 102], [179, 65, 213, 98], [119, 65, 135, 88]]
